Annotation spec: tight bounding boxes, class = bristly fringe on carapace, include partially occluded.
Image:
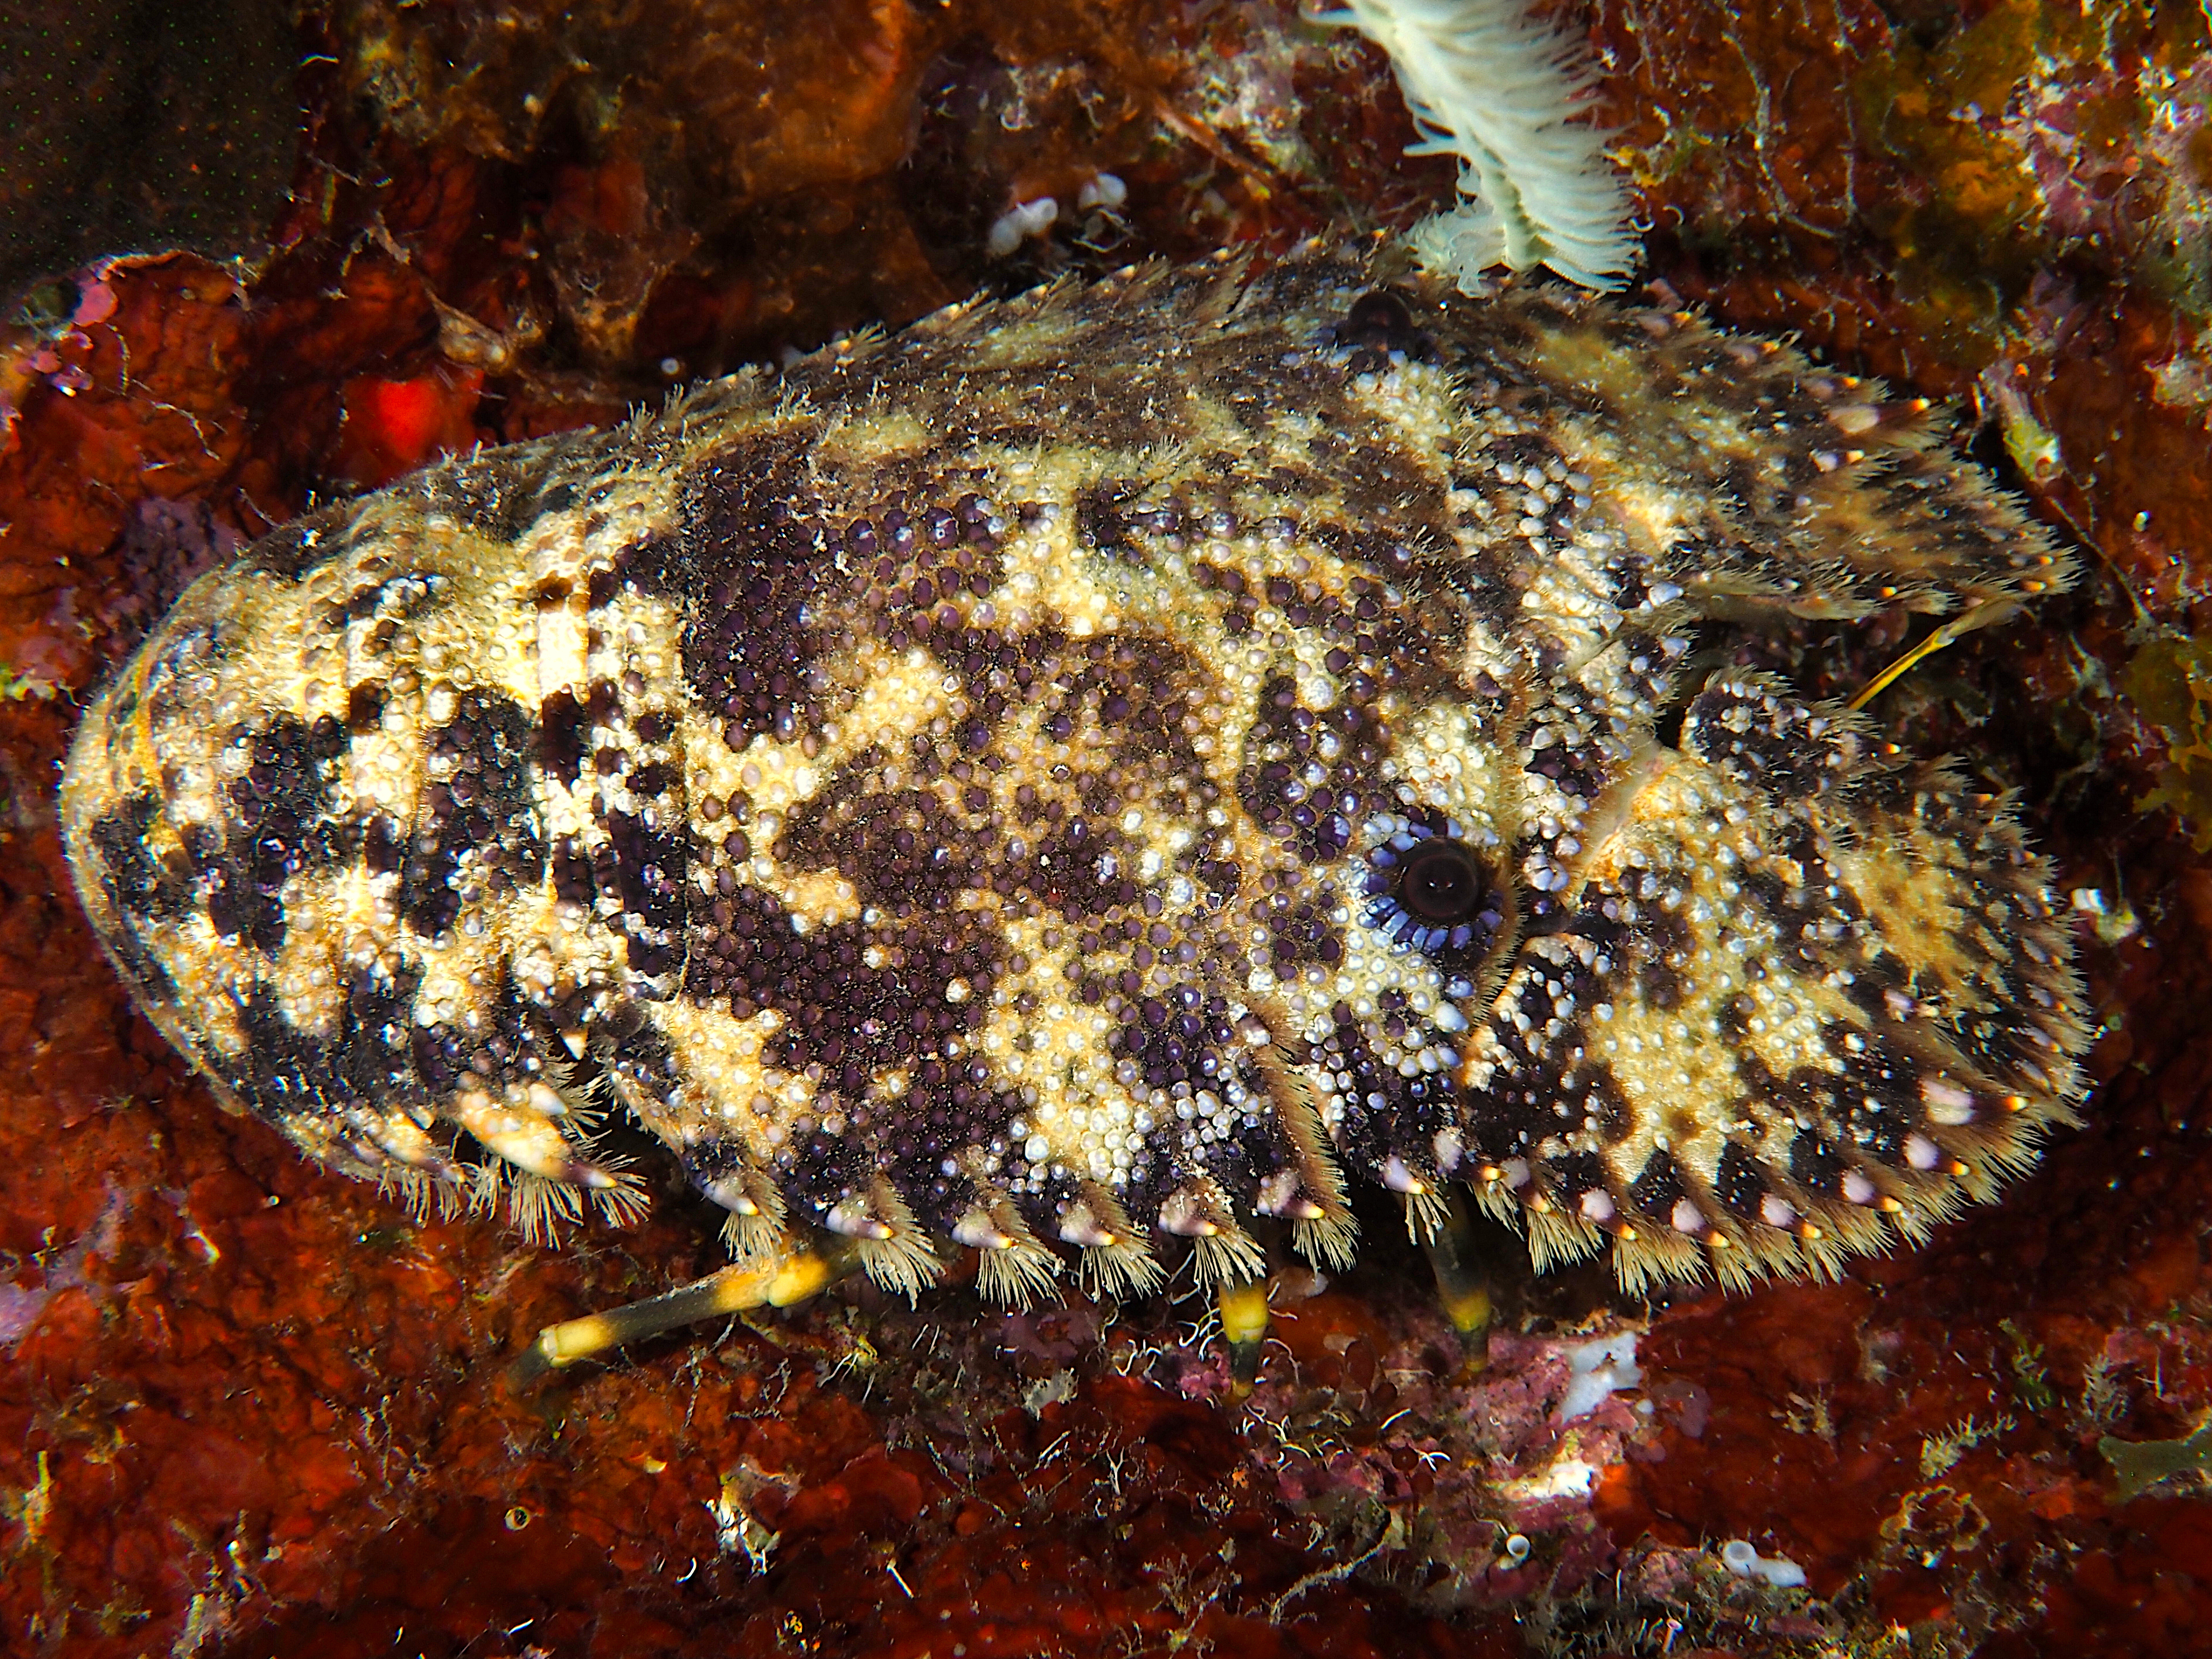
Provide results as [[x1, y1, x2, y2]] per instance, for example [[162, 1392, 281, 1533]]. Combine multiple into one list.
[[1318, 0, 1638, 290]]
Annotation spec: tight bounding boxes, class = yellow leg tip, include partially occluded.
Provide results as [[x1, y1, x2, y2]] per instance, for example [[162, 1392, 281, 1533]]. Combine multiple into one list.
[[767, 1251, 837, 1307], [1439, 1281, 1492, 1340], [1421, 1190, 1493, 1377], [507, 1250, 845, 1387], [1218, 1277, 1271, 1393]]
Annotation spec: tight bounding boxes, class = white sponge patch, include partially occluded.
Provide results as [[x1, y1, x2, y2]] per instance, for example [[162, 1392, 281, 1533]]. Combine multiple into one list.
[[1557, 1329, 1643, 1421]]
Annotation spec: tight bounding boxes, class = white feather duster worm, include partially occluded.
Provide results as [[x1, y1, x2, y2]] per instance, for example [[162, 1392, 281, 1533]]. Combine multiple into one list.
[[1317, 0, 1637, 290]]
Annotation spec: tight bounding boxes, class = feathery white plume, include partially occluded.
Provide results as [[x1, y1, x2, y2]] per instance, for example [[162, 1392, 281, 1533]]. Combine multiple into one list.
[[1318, 0, 1638, 290]]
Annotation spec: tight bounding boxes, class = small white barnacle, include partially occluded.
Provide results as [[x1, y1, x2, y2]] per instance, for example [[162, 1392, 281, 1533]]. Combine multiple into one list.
[[58, 241, 2088, 1383]]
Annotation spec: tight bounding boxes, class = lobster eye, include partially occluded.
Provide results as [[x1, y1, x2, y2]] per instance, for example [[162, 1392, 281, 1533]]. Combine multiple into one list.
[[1358, 820, 1507, 962], [1398, 838, 1483, 922]]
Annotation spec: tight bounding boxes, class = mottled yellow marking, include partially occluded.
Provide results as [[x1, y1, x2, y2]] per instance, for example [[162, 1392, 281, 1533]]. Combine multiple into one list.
[[691, 638, 951, 821], [646, 1000, 810, 1152], [268, 864, 399, 1041], [1388, 701, 1519, 831]]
